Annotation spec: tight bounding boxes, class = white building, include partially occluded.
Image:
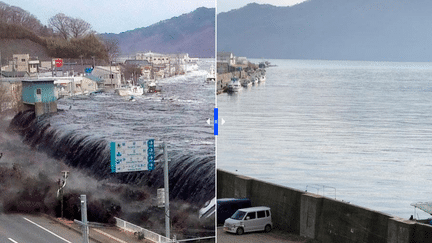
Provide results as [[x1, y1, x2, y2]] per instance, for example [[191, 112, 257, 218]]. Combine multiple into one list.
[[54, 76, 99, 97], [91, 66, 121, 88], [217, 52, 236, 66]]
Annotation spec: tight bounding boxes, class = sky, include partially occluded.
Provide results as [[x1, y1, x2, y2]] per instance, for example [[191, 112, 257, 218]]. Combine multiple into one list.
[[1, 0, 215, 34], [217, 0, 308, 13]]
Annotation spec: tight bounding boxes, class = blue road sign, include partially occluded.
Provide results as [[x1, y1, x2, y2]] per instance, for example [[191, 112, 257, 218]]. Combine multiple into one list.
[[110, 139, 155, 173]]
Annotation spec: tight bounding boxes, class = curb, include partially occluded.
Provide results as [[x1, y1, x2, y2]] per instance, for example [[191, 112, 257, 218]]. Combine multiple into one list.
[[42, 214, 103, 243]]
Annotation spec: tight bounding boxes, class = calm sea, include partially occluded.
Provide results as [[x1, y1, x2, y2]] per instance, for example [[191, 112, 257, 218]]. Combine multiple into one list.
[[217, 59, 432, 219]]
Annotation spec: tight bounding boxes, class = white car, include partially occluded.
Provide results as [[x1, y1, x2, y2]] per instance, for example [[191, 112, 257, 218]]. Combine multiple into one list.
[[223, 206, 272, 235]]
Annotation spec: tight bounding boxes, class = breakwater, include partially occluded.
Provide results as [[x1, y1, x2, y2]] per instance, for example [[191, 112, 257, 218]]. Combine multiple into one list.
[[218, 169, 432, 243]]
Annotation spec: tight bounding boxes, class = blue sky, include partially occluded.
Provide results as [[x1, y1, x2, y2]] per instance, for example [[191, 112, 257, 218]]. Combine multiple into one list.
[[2, 0, 215, 34], [217, 0, 307, 13]]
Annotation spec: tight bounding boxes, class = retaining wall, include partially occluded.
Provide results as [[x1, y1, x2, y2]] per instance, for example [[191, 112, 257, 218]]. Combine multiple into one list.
[[217, 169, 432, 243]]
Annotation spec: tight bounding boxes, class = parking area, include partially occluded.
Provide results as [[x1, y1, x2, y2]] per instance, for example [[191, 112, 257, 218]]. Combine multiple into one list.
[[217, 227, 314, 243]]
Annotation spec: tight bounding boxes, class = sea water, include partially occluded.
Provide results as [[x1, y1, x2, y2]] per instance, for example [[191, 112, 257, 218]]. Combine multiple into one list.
[[217, 59, 432, 219]]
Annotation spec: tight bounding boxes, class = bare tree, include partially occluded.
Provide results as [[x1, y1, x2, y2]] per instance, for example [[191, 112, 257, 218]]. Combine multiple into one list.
[[0, 3, 42, 31], [103, 37, 120, 62], [69, 17, 92, 38], [48, 13, 71, 40]]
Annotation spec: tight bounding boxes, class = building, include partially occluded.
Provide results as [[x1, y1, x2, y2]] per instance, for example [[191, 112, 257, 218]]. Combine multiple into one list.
[[217, 52, 236, 66], [136, 51, 171, 65], [0, 79, 22, 115], [21, 79, 57, 116], [1, 54, 42, 74], [54, 76, 99, 98], [91, 66, 121, 88]]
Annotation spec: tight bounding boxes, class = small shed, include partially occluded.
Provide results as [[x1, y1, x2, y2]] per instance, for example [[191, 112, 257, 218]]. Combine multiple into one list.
[[22, 79, 57, 116]]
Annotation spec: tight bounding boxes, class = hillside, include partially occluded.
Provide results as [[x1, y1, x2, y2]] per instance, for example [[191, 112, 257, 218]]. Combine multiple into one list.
[[0, 39, 49, 61], [103, 7, 215, 58], [217, 0, 432, 62]]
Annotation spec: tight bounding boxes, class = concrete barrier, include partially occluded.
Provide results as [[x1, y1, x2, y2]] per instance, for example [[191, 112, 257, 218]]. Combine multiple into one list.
[[217, 169, 432, 243]]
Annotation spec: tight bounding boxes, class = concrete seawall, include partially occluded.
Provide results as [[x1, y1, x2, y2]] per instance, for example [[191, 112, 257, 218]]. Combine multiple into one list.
[[217, 169, 432, 242]]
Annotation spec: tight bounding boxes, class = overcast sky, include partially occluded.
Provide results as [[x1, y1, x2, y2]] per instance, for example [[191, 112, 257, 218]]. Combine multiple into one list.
[[217, 0, 307, 13], [2, 0, 215, 34]]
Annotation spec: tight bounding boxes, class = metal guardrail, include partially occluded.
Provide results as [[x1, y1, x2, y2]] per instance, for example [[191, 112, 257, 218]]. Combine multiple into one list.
[[306, 184, 337, 199], [115, 217, 175, 243]]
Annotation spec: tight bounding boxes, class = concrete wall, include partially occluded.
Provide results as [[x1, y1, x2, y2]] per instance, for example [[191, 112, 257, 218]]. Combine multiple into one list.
[[217, 169, 432, 243]]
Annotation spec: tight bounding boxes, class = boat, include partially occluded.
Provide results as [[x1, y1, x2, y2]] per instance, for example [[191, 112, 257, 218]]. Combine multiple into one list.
[[241, 78, 252, 87], [206, 68, 216, 82], [115, 81, 144, 96], [185, 62, 199, 72], [411, 202, 432, 223], [199, 197, 216, 219], [227, 78, 241, 92], [251, 76, 259, 85], [259, 75, 266, 83]]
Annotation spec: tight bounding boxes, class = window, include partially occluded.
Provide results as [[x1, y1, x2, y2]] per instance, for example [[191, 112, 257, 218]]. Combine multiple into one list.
[[36, 88, 41, 95], [257, 211, 266, 218], [246, 212, 256, 220], [266, 210, 270, 217], [21, 59, 26, 62], [109, 74, 114, 79]]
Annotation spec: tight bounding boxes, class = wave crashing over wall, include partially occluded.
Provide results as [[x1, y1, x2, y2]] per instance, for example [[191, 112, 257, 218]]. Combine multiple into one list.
[[9, 110, 215, 205]]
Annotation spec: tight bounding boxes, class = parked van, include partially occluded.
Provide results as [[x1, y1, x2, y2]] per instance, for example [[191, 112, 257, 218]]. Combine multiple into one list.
[[217, 198, 252, 225], [223, 206, 272, 235]]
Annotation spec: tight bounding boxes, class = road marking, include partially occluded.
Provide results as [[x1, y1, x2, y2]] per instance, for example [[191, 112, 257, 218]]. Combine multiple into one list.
[[8, 238, 18, 243], [23, 217, 72, 243]]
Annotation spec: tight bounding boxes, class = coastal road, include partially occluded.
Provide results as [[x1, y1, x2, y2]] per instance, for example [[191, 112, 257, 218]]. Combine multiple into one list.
[[0, 213, 97, 243], [217, 227, 311, 243]]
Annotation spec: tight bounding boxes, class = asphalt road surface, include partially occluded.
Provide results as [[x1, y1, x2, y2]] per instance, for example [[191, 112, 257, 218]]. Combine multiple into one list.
[[217, 227, 310, 243], [0, 213, 97, 243]]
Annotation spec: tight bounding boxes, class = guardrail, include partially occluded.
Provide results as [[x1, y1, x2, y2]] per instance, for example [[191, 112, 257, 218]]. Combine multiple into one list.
[[114, 217, 175, 243]]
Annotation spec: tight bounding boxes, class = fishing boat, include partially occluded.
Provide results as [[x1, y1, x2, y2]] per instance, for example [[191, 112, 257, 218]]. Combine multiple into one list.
[[241, 78, 252, 87], [206, 68, 216, 82], [228, 78, 241, 92], [115, 81, 144, 96], [251, 76, 259, 85]]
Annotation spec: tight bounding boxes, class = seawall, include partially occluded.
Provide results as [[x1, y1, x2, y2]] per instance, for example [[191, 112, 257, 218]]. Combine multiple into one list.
[[217, 169, 432, 243]]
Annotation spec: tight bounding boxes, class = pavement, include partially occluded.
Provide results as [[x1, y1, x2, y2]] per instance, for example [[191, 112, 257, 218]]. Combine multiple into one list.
[[217, 227, 315, 243], [46, 215, 151, 243]]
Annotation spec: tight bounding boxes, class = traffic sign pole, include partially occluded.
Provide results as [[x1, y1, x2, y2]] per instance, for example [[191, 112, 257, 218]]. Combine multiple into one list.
[[80, 195, 89, 243]]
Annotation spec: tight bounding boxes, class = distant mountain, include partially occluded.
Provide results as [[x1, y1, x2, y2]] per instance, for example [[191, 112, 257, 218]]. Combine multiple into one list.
[[103, 7, 215, 58], [218, 1, 432, 62]]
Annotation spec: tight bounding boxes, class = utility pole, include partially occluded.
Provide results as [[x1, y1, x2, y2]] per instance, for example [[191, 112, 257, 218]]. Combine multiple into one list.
[[163, 142, 170, 239], [57, 171, 69, 219]]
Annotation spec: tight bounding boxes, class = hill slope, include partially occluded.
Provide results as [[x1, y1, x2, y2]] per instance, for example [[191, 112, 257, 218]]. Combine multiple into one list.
[[217, 0, 432, 62], [103, 7, 215, 58]]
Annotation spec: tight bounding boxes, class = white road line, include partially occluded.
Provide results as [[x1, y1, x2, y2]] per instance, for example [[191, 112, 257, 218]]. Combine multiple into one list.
[[8, 238, 19, 243], [23, 217, 72, 243]]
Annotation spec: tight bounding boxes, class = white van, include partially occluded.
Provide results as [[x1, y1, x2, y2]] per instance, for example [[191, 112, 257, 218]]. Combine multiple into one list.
[[223, 206, 272, 235]]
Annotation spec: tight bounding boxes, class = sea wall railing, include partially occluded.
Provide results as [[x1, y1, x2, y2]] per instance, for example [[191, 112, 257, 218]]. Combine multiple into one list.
[[114, 217, 175, 243]]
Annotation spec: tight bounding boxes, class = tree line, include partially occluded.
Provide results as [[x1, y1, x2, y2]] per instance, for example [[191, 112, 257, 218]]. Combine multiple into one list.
[[0, 1, 118, 61]]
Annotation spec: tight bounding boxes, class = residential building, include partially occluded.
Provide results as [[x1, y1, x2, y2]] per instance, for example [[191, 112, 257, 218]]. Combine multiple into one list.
[[91, 66, 121, 88]]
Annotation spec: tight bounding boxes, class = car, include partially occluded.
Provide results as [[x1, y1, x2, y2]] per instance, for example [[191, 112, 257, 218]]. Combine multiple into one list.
[[217, 198, 252, 225], [223, 206, 272, 235]]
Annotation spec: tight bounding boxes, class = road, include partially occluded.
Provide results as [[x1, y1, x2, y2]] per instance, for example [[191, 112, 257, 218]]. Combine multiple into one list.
[[0, 213, 97, 243], [217, 227, 312, 243]]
